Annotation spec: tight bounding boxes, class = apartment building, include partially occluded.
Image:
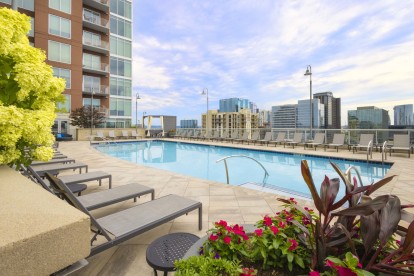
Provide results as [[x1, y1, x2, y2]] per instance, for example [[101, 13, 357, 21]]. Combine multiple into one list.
[[0, 0, 133, 134], [202, 109, 258, 132], [313, 92, 341, 129], [394, 104, 414, 126]]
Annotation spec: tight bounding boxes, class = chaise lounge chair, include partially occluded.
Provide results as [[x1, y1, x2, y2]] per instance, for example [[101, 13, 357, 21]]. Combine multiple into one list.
[[284, 132, 303, 149], [245, 131, 260, 145], [45, 173, 202, 257], [324, 133, 345, 152], [352, 134, 374, 159], [28, 162, 88, 177], [303, 133, 325, 150], [257, 132, 272, 146], [234, 132, 249, 144], [30, 158, 76, 166], [95, 130, 106, 141], [268, 132, 286, 147], [131, 130, 141, 139], [121, 130, 130, 139], [107, 130, 116, 140], [389, 134, 411, 158]]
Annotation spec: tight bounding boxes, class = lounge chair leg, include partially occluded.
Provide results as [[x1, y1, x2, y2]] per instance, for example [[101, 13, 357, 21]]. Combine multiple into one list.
[[199, 206, 203, 230], [134, 197, 137, 203]]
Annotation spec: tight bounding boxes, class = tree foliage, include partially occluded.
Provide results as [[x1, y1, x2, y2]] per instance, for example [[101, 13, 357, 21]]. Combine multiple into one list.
[[0, 8, 65, 167], [70, 106, 106, 128]]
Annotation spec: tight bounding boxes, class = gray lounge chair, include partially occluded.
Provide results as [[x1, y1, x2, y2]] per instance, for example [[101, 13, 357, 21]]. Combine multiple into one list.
[[245, 131, 260, 145], [107, 130, 116, 140], [268, 132, 286, 147], [324, 133, 345, 152], [389, 134, 411, 158], [304, 133, 325, 150], [217, 130, 229, 142], [121, 130, 129, 139], [352, 134, 374, 153], [59, 171, 113, 188], [234, 132, 249, 144], [28, 162, 88, 177], [210, 131, 220, 142], [284, 133, 303, 149], [257, 132, 272, 146], [131, 130, 142, 139], [224, 130, 239, 143], [45, 173, 202, 257], [30, 158, 76, 165], [95, 130, 106, 141]]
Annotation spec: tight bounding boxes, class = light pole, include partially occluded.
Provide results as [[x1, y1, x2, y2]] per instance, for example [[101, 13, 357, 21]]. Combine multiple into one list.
[[90, 91, 94, 138], [304, 65, 312, 139], [135, 93, 141, 131], [201, 88, 209, 133]]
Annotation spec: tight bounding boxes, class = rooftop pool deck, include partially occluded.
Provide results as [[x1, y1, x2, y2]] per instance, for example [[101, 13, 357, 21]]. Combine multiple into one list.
[[57, 138, 413, 276]]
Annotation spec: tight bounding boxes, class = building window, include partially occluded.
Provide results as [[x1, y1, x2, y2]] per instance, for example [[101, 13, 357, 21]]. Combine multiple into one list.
[[83, 31, 101, 47], [83, 53, 101, 70], [110, 98, 131, 116], [110, 0, 132, 19], [52, 67, 71, 89], [110, 15, 131, 38], [49, 0, 71, 14], [48, 40, 71, 64], [83, 8, 101, 25], [17, 0, 34, 11], [0, 0, 12, 5], [110, 77, 131, 97], [110, 57, 131, 77], [49, 14, 71, 39], [83, 98, 101, 108], [83, 75, 101, 93], [56, 94, 71, 113], [110, 36, 131, 58]]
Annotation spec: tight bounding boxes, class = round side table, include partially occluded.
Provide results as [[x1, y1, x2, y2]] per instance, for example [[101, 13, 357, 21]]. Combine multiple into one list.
[[146, 232, 199, 276]]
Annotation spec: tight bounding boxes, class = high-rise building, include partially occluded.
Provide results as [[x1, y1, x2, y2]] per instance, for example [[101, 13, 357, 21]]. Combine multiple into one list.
[[313, 92, 341, 129], [202, 109, 258, 132], [297, 99, 325, 129], [258, 110, 271, 128], [180, 119, 198, 128], [271, 104, 297, 129], [0, 0, 133, 134], [219, 98, 256, 113], [394, 104, 414, 126], [348, 106, 390, 142]]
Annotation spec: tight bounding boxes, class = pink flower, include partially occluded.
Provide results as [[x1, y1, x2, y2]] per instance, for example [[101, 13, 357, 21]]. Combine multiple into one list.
[[396, 240, 401, 246], [325, 259, 335, 268], [309, 271, 320, 276], [270, 226, 279, 235], [289, 197, 297, 204], [263, 215, 272, 226], [278, 221, 285, 228], [223, 236, 231, 244], [240, 267, 255, 276], [337, 266, 357, 276], [209, 234, 218, 242], [288, 239, 298, 251], [276, 212, 280, 215], [254, 229, 263, 237], [357, 262, 362, 268], [216, 220, 227, 227]]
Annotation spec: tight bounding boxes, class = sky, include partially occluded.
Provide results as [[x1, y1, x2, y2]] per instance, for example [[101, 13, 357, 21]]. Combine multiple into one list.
[[132, 0, 414, 126]]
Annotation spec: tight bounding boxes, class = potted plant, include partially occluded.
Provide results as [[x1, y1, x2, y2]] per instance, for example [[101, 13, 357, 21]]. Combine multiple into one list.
[[175, 160, 414, 275]]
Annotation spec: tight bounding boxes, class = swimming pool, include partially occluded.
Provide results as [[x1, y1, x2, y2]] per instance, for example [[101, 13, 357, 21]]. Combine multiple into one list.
[[95, 140, 391, 198]]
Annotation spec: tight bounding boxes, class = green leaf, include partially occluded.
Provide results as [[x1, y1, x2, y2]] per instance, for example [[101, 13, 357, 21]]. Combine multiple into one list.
[[273, 239, 280, 249], [287, 252, 294, 263], [345, 252, 358, 268], [288, 261, 293, 271], [295, 255, 305, 268]]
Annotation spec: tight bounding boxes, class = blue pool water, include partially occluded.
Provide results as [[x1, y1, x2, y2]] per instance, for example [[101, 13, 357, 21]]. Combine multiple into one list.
[[95, 141, 391, 198]]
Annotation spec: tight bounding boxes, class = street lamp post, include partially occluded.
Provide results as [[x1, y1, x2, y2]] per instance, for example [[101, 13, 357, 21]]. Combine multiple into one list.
[[90, 91, 94, 138], [201, 88, 209, 133], [304, 65, 312, 139], [135, 93, 141, 131]]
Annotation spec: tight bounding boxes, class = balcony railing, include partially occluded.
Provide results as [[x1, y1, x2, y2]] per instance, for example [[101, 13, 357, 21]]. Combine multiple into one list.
[[82, 62, 109, 75], [83, 36, 109, 50], [83, 0, 109, 13], [82, 12, 109, 33], [83, 85, 109, 96]]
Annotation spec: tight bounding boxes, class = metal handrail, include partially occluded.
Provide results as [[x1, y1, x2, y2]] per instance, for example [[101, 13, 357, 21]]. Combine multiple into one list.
[[367, 140, 373, 161], [216, 155, 269, 185], [382, 140, 387, 163]]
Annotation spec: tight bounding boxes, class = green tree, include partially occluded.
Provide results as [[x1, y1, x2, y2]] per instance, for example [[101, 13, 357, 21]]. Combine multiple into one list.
[[70, 106, 106, 128], [0, 8, 65, 167]]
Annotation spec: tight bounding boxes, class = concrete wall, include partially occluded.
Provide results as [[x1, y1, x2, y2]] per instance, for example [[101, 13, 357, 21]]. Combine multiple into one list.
[[0, 166, 90, 275], [76, 128, 146, 141]]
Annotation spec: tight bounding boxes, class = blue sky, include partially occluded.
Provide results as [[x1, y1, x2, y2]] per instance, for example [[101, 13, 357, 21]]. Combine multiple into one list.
[[132, 0, 414, 125]]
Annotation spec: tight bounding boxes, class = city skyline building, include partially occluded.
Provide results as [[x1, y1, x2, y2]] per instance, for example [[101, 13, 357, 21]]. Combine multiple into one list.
[[271, 104, 297, 129], [202, 109, 258, 133], [180, 119, 198, 128], [313, 92, 341, 129], [258, 109, 271, 128], [394, 104, 413, 126], [297, 99, 325, 129], [0, 0, 133, 134], [219, 98, 256, 113]]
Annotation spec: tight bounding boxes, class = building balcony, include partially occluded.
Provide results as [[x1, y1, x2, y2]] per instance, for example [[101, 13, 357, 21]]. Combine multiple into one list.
[[82, 62, 109, 75], [82, 85, 109, 96], [82, 12, 109, 34], [83, 0, 109, 13], [82, 36, 109, 55], [96, 106, 109, 117]]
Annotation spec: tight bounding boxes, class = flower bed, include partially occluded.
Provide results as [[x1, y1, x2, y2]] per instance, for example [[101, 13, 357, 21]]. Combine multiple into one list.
[[175, 161, 414, 276]]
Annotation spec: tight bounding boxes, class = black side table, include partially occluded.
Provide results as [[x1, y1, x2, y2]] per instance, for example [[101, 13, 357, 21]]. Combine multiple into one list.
[[146, 232, 199, 276]]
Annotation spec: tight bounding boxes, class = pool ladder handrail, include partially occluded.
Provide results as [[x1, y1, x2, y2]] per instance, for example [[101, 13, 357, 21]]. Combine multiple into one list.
[[216, 155, 269, 185]]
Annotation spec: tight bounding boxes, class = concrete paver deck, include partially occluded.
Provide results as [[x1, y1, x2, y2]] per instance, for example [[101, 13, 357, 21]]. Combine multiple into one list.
[[58, 139, 413, 275]]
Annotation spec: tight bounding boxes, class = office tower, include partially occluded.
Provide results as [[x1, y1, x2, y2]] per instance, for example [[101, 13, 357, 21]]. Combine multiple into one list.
[[258, 110, 271, 128], [0, 0, 133, 133], [180, 119, 198, 128], [297, 99, 325, 129], [313, 92, 341, 129], [394, 104, 414, 126], [271, 105, 297, 129], [219, 98, 255, 113], [348, 106, 390, 142]]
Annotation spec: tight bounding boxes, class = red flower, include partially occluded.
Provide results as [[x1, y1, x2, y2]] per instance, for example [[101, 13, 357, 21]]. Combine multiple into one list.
[[209, 234, 218, 242], [263, 215, 273, 226], [289, 197, 297, 204], [278, 221, 285, 228], [270, 226, 279, 235], [325, 259, 335, 268], [288, 239, 298, 251], [216, 220, 227, 227], [240, 267, 255, 276], [254, 229, 263, 237], [337, 266, 357, 276], [309, 271, 320, 276], [223, 236, 231, 244]]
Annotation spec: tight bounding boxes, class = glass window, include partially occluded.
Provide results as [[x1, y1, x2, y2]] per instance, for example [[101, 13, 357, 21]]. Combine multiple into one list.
[[28, 17, 34, 37], [48, 40, 71, 64], [49, 14, 71, 38], [0, 0, 12, 5], [83, 75, 101, 93], [110, 0, 132, 19], [83, 8, 101, 25], [83, 98, 101, 108], [49, 0, 71, 14], [110, 15, 131, 38], [110, 98, 131, 116], [17, 0, 34, 11], [110, 57, 131, 77], [110, 77, 131, 97], [56, 94, 71, 113], [110, 36, 131, 58], [52, 67, 71, 89], [83, 53, 101, 70], [83, 31, 101, 47]]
